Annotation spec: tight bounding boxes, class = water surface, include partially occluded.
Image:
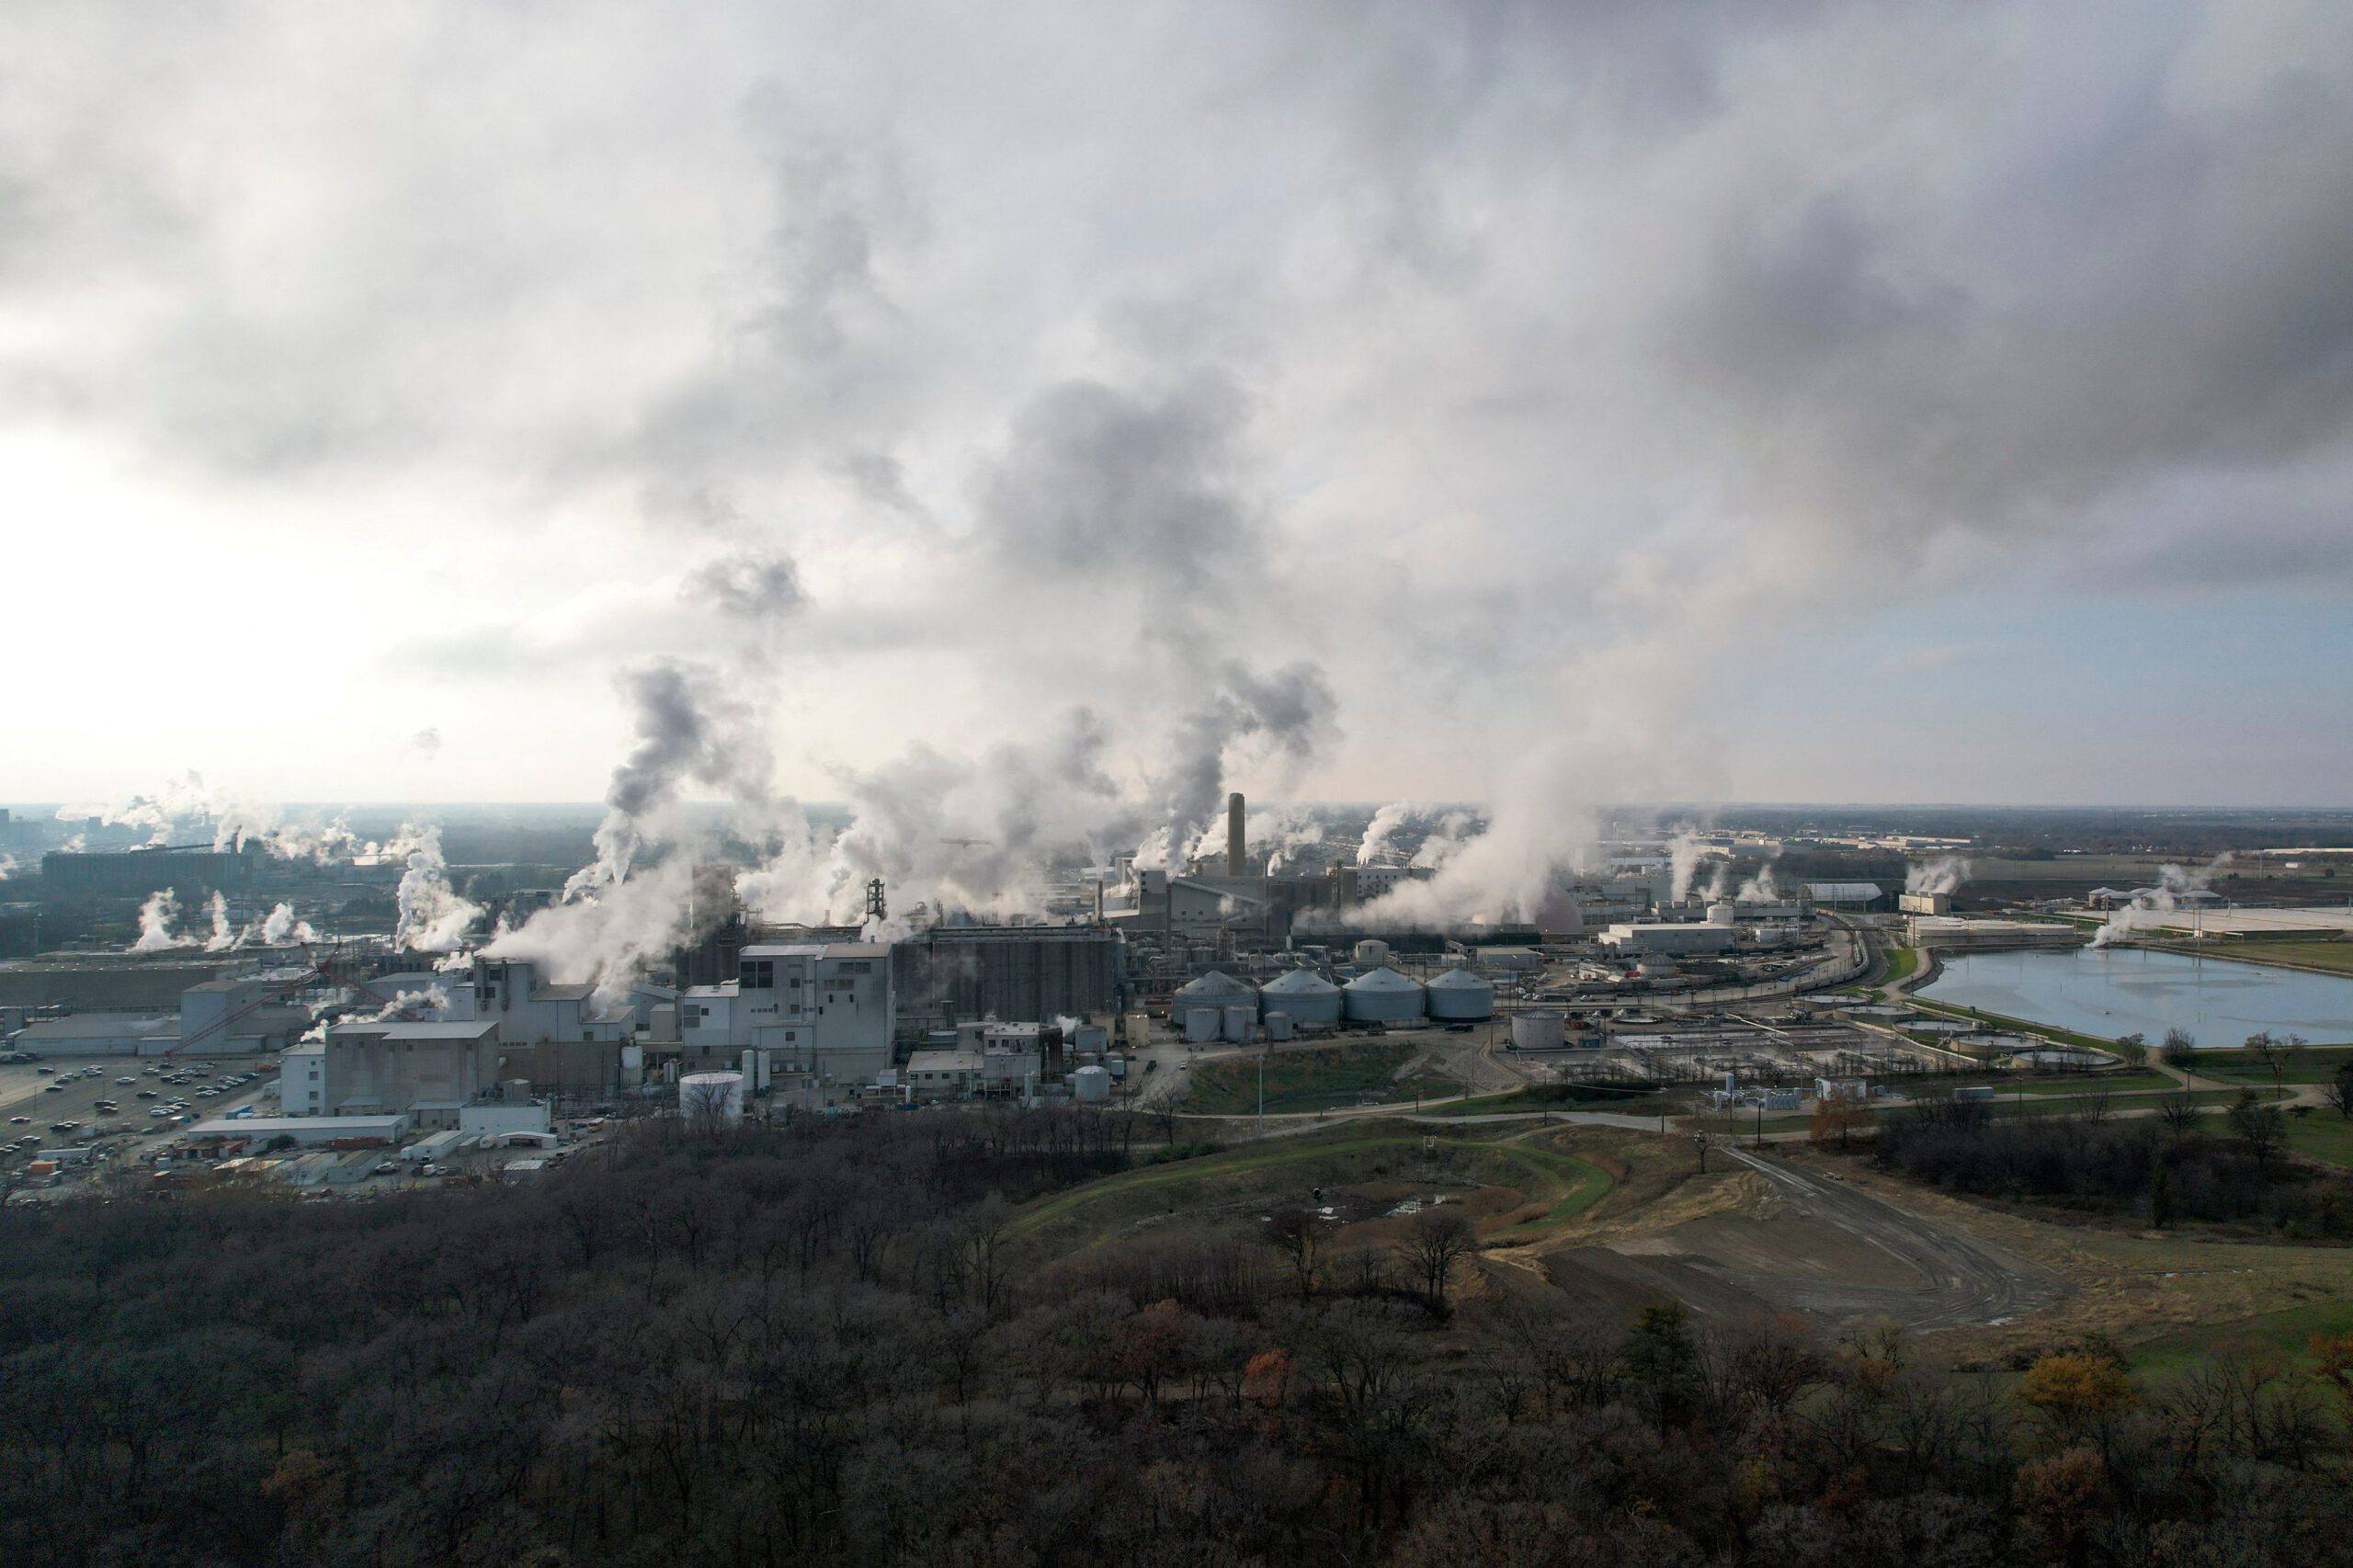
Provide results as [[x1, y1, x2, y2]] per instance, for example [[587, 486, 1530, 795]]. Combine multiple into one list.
[[1916, 946, 2353, 1045]]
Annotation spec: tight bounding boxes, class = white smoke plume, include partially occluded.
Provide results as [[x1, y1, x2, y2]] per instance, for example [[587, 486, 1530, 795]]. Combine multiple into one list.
[[1356, 801, 1415, 866], [261, 903, 317, 946], [55, 773, 361, 863], [201, 890, 241, 951], [2089, 855, 2232, 949], [389, 824, 483, 952], [1667, 828, 1713, 903], [487, 854, 711, 1002], [1131, 661, 1336, 872], [1409, 811, 1478, 870], [1735, 862, 1782, 903], [1904, 856, 1972, 897], [0, 852, 15, 881], [131, 888, 191, 953], [371, 983, 451, 1020]]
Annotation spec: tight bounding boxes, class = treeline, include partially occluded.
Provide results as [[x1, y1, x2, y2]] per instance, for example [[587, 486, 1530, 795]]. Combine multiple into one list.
[[2, 1111, 2352, 1566], [1878, 1095, 2353, 1235]]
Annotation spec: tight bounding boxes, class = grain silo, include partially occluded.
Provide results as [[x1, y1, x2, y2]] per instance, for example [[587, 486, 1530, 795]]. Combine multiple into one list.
[[1258, 967, 1344, 1027], [1425, 968, 1495, 1021], [1343, 965, 1426, 1023], [1173, 970, 1257, 1013]]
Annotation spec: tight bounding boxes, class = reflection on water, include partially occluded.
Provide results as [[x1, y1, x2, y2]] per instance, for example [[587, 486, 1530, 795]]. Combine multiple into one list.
[[1916, 946, 2353, 1045]]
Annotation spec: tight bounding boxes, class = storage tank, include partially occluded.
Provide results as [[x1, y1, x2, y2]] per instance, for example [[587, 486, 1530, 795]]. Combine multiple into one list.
[[1353, 938, 1391, 969], [1259, 968, 1343, 1027], [678, 1071, 745, 1123], [1425, 968, 1495, 1021], [1509, 1011, 1564, 1051], [1072, 1064, 1111, 1104], [1184, 1006, 1221, 1044], [1343, 965, 1426, 1023], [1173, 970, 1257, 1014], [1707, 902, 1737, 926], [1264, 1010, 1294, 1042], [1222, 1005, 1255, 1043]]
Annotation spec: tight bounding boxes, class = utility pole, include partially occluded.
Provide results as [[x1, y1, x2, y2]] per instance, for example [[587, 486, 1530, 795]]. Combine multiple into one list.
[[1257, 1043, 1267, 1132]]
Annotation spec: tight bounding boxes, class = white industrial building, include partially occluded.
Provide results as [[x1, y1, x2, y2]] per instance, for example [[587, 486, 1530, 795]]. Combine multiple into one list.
[[1599, 923, 1735, 956], [179, 971, 313, 1052], [188, 1113, 410, 1146], [9, 1013, 180, 1056]]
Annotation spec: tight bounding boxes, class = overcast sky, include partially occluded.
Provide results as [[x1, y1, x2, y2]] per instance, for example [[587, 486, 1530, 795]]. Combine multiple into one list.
[[7, 0, 2353, 811]]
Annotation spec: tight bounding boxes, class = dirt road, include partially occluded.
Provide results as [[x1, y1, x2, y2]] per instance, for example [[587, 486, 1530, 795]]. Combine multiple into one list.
[[1715, 1145, 2061, 1330]]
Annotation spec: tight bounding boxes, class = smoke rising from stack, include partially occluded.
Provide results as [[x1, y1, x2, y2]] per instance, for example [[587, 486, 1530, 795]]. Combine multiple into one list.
[[131, 889, 189, 953], [1904, 856, 1972, 897], [2089, 855, 2232, 949], [390, 824, 483, 953]]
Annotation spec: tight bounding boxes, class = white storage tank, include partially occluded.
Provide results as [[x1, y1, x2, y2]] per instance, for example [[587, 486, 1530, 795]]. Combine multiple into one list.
[[678, 1071, 745, 1123], [1509, 1011, 1564, 1051], [1707, 902, 1737, 926], [1259, 968, 1344, 1027], [1072, 1064, 1111, 1104], [1184, 1006, 1222, 1044], [1344, 965, 1426, 1023], [1353, 938, 1391, 969], [1222, 1005, 1255, 1043], [1265, 1010, 1294, 1042], [1425, 968, 1495, 1021]]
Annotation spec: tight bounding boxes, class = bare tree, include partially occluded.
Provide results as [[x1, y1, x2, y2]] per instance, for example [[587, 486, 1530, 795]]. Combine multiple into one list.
[[1262, 1207, 1324, 1301], [2157, 1091, 2203, 1140], [2326, 1062, 2353, 1120], [1404, 1208, 1478, 1313]]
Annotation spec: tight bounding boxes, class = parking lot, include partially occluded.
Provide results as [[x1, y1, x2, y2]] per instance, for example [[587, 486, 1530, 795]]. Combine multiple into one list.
[[0, 1053, 278, 1176]]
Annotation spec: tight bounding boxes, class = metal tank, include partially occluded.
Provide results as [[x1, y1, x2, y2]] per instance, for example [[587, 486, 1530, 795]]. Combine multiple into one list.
[[1706, 902, 1737, 926], [1258, 968, 1343, 1027], [1264, 1010, 1294, 1042], [1353, 938, 1391, 969], [1509, 1011, 1564, 1051], [1425, 968, 1495, 1021], [1072, 1065, 1111, 1104], [1222, 1005, 1255, 1043], [1184, 1007, 1221, 1044], [1343, 965, 1426, 1023], [1173, 970, 1257, 1014]]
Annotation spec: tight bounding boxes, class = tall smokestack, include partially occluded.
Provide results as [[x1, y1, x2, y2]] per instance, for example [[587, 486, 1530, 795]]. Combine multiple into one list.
[[1227, 792, 1245, 877]]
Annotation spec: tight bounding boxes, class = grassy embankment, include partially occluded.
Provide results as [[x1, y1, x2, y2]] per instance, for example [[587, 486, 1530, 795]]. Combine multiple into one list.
[[1180, 1041, 1463, 1117], [1006, 1125, 1614, 1246]]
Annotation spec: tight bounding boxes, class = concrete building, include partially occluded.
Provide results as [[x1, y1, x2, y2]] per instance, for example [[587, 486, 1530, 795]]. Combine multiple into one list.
[[9, 1013, 180, 1055], [179, 971, 313, 1054], [282, 1040, 326, 1114], [675, 942, 896, 1096], [1598, 923, 1735, 956], [468, 958, 628, 1092], [317, 1020, 503, 1116], [1897, 892, 1952, 916]]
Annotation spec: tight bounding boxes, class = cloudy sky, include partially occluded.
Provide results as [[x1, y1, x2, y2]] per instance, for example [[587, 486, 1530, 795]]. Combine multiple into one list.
[[8, 0, 2353, 812]]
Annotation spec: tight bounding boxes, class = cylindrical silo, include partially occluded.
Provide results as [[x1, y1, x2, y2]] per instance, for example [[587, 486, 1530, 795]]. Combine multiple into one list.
[[1425, 968, 1495, 1021], [1344, 965, 1426, 1023], [1509, 1011, 1563, 1051], [1174, 970, 1258, 1016], [1222, 1005, 1255, 1043], [1264, 1010, 1294, 1041], [678, 1071, 745, 1122], [1185, 1006, 1221, 1044], [1072, 1064, 1110, 1104], [1260, 968, 1343, 1027], [1353, 937, 1391, 969], [1706, 902, 1736, 926]]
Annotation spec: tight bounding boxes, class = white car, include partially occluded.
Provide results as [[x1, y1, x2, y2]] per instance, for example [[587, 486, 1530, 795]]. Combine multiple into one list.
[[117, 1076, 136, 1085]]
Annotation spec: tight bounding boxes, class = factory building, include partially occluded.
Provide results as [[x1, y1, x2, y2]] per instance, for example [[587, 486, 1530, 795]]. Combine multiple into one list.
[[1599, 923, 1736, 956], [313, 1019, 504, 1119], [1897, 892, 1951, 916], [469, 958, 630, 1093], [8, 1012, 180, 1056], [1802, 882, 1885, 910], [179, 971, 313, 1053], [39, 842, 267, 896], [674, 941, 894, 1095], [889, 925, 1118, 1030]]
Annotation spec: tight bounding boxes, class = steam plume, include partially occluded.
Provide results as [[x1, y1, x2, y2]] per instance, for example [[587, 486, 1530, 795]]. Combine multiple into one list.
[[131, 889, 191, 953]]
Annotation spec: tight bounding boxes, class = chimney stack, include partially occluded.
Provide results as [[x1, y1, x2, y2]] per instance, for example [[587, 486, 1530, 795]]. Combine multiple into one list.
[[1227, 792, 1246, 877]]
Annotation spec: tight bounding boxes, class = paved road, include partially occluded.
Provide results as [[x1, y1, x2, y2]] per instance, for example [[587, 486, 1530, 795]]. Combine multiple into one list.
[[1719, 1144, 2061, 1330]]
